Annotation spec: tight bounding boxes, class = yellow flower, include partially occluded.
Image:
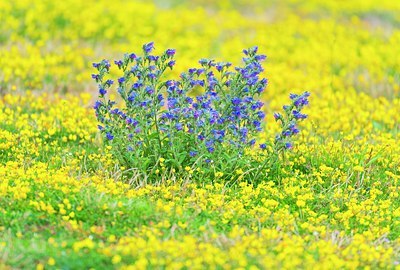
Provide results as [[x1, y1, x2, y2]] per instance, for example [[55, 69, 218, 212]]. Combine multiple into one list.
[[112, 255, 122, 264], [47, 257, 56, 266], [353, 165, 364, 172]]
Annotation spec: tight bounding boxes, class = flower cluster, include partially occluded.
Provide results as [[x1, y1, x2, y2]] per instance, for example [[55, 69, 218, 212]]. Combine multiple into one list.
[[92, 43, 308, 180], [274, 91, 310, 151]]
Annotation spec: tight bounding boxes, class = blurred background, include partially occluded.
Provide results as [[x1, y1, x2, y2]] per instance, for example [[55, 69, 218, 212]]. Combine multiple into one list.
[[1, 0, 399, 96]]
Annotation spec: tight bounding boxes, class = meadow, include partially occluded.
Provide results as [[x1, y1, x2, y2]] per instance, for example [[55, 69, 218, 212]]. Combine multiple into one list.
[[0, 0, 400, 269]]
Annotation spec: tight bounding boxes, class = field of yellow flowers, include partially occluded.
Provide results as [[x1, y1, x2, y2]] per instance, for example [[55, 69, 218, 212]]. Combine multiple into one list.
[[1, 0, 400, 269]]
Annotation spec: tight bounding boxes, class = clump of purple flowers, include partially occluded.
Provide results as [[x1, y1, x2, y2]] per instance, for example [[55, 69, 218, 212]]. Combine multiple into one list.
[[92, 42, 310, 182], [273, 91, 310, 151]]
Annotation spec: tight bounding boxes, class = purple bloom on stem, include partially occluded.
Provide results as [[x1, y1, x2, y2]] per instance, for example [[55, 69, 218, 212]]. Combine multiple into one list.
[[143, 42, 155, 54], [175, 123, 183, 131], [147, 55, 159, 62], [147, 73, 156, 80], [93, 101, 102, 110], [257, 111, 265, 119], [103, 60, 111, 70], [128, 93, 137, 102], [166, 49, 176, 57], [231, 97, 241, 105], [293, 110, 307, 120], [186, 97, 193, 104], [145, 86, 154, 95], [106, 132, 114, 140], [255, 55, 266, 61], [114, 60, 123, 69], [215, 63, 224, 72], [118, 77, 125, 84], [283, 130, 292, 137], [99, 88, 107, 96], [167, 60, 176, 68]]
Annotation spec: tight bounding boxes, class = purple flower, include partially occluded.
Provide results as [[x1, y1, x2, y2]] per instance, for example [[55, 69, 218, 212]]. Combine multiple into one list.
[[207, 147, 215, 153], [93, 101, 102, 110], [243, 46, 258, 56], [118, 77, 125, 84], [147, 55, 159, 62], [175, 123, 183, 131], [168, 97, 179, 109], [99, 88, 107, 96], [292, 128, 300, 134], [205, 140, 214, 148], [215, 63, 225, 72], [273, 112, 282, 121], [240, 128, 248, 137], [256, 111, 265, 119], [166, 49, 176, 57], [285, 142, 293, 149], [255, 55, 266, 61], [115, 60, 123, 69], [260, 143, 266, 149], [289, 124, 299, 134], [106, 132, 114, 140], [199, 58, 214, 67], [293, 110, 307, 120], [147, 73, 157, 80], [165, 80, 175, 87], [102, 60, 111, 70], [128, 93, 137, 103], [283, 130, 292, 137], [251, 101, 264, 111], [132, 81, 143, 90], [231, 97, 241, 105], [145, 86, 154, 95], [186, 97, 193, 104], [143, 42, 155, 54], [161, 112, 175, 120], [91, 74, 100, 81], [167, 60, 176, 68]]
